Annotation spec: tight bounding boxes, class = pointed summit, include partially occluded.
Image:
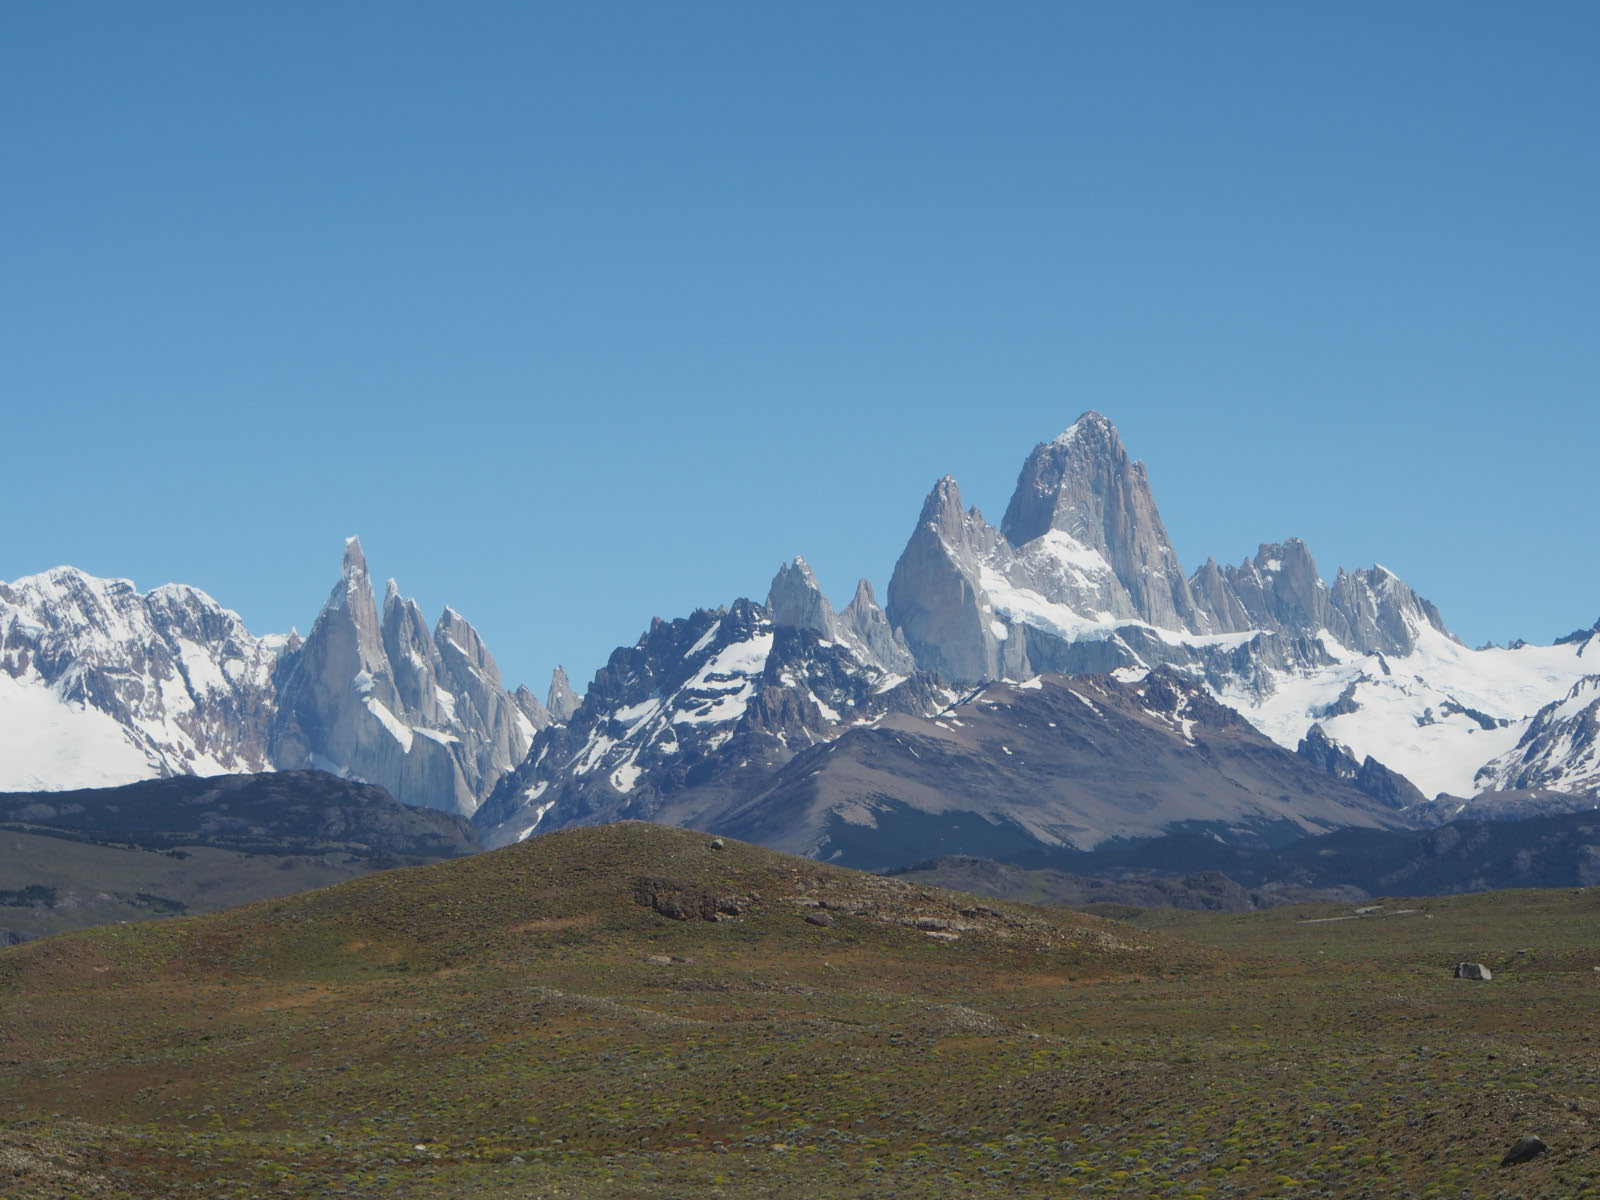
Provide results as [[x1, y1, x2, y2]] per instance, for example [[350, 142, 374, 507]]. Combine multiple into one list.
[[547, 665, 581, 722], [918, 475, 967, 539], [340, 535, 369, 594], [766, 556, 838, 638], [271, 540, 534, 818], [839, 578, 916, 674], [1000, 413, 1198, 631], [1000, 412, 1139, 545], [887, 475, 1021, 682], [435, 606, 500, 684], [310, 534, 387, 671]]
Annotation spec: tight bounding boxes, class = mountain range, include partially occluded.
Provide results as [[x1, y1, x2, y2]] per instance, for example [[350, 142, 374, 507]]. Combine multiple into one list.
[[4, 413, 1597, 870]]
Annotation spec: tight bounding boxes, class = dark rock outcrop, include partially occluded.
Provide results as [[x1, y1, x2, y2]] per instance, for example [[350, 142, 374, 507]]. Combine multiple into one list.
[[1500, 1136, 1548, 1167], [1297, 724, 1426, 811], [633, 876, 744, 921]]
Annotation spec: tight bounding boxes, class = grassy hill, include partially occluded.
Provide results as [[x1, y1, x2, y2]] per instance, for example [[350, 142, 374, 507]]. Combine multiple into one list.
[[1, 821, 1597, 1197]]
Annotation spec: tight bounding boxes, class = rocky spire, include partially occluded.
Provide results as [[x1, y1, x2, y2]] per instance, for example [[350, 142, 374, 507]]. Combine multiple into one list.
[[886, 476, 1023, 682], [547, 665, 581, 722], [766, 556, 838, 639], [328, 536, 394, 694], [1188, 557, 1253, 633], [839, 578, 916, 674], [1326, 563, 1452, 656], [381, 582, 442, 718], [1222, 540, 1332, 635], [1194, 540, 1452, 657], [270, 539, 534, 817], [435, 606, 502, 686], [999, 412, 1199, 631]]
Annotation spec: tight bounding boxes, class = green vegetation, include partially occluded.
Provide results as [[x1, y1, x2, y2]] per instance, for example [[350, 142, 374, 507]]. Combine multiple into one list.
[[1, 822, 1596, 1197]]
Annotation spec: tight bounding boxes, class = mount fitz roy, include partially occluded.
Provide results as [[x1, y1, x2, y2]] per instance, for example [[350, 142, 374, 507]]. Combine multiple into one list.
[[481, 412, 1598, 856], [4, 413, 1598, 868]]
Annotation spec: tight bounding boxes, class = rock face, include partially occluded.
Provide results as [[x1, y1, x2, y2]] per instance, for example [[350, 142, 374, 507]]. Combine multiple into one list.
[[1000, 412, 1199, 631], [269, 538, 538, 817], [1296, 724, 1426, 811], [838, 579, 917, 676], [769, 557, 915, 675], [766, 557, 837, 639], [1195, 542, 1449, 658], [0, 566, 279, 789], [513, 685, 553, 733], [0, 543, 540, 817], [885, 477, 1026, 683]]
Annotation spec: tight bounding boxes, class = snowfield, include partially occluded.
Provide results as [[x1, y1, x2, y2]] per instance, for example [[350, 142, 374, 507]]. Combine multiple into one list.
[[1218, 625, 1598, 800]]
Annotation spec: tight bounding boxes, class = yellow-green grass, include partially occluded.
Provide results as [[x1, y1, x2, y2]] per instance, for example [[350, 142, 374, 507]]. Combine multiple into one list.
[[1, 822, 1596, 1197]]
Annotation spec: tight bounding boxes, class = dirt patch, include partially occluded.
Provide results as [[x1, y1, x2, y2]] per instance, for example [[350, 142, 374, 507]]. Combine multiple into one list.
[[233, 985, 340, 1015], [508, 915, 598, 934]]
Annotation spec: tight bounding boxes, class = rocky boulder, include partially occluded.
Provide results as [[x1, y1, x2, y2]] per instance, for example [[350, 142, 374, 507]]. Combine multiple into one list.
[[1500, 1136, 1548, 1167]]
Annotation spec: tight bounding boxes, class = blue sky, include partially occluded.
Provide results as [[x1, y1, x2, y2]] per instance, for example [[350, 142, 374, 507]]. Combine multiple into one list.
[[4, 3, 1596, 691]]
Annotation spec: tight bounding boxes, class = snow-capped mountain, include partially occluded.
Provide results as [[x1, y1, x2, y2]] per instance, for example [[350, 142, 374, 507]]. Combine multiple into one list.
[[884, 411, 1599, 809], [1214, 621, 1597, 801], [0, 567, 279, 790], [886, 414, 1452, 686], [1, 540, 547, 816], [476, 410, 1597, 856], [474, 559, 947, 847], [7, 412, 1596, 860], [1476, 669, 1600, 797]]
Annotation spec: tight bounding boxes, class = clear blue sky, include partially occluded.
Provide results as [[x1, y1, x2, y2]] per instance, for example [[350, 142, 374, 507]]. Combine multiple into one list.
[[4, 2, 1596, 691]]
